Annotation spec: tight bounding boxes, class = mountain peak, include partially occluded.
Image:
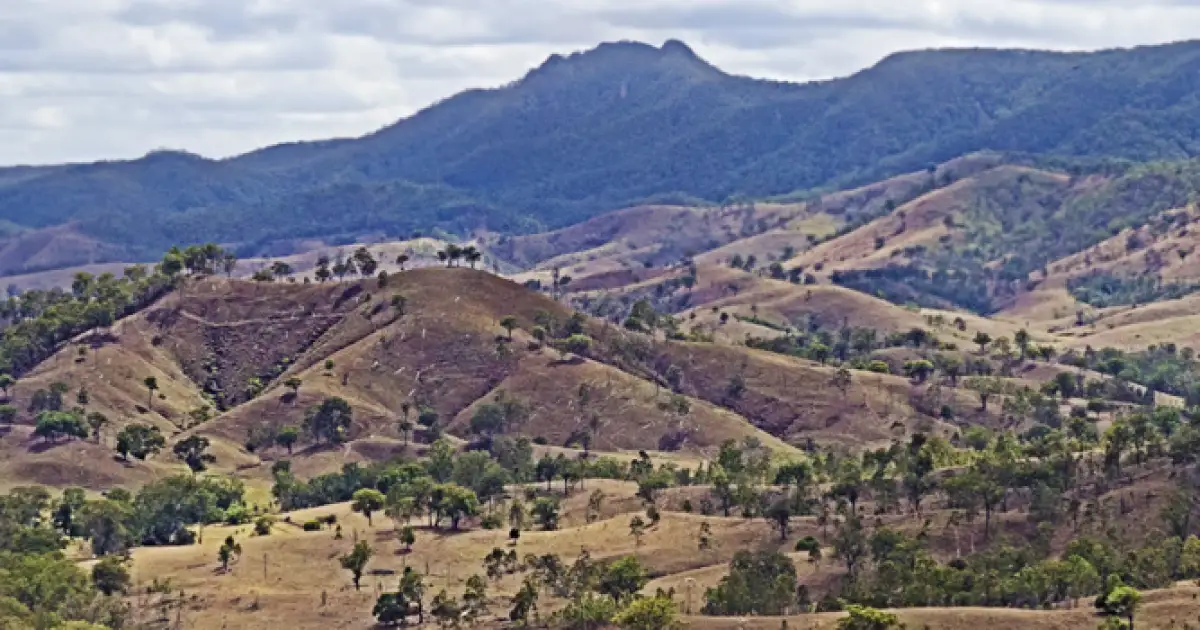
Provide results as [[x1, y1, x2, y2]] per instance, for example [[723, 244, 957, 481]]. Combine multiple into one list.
[[521, 39, 722, 87], [660, 39, 699, 58]]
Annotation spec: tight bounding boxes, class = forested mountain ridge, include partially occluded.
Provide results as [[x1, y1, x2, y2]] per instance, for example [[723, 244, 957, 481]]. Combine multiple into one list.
[[6, 39, 1200, 274]]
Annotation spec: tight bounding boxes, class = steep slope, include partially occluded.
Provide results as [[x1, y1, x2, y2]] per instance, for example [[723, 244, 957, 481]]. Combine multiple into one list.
[[190, 270, 801, 464], [2, 267, 1025, 489], [8, 40, 1200, 273]]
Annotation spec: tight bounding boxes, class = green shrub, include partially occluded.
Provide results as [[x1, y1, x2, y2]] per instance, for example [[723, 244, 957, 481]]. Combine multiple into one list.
[[795, 536, 820, 552], [254, 516, 274, 536], [224, 505, 252, 525]]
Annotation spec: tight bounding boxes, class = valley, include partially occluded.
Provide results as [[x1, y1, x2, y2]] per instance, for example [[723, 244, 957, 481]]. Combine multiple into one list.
[[6, 38, 1200, 630]]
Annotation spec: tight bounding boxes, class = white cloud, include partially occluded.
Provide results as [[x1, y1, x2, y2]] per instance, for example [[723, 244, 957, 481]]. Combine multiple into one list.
[[1, 0, 1199, 164]]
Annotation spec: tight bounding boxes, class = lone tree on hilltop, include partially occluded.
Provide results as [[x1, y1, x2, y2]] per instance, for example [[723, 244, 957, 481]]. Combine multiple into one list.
[[353, 247, 378, 277], [270, 261, 293, 279], [463, 246, 482, 269]]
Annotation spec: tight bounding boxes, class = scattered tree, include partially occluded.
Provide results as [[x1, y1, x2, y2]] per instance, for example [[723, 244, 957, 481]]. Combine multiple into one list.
[[143, 376, 159, 410], [218, 535, 242, 572], [115, 424, 165, 460], [340, 540, 375, 590], [172, 435, 215, 473], [352, 488, 387, 526], [91, 555, 131, 596], [500, 315, 519, 341]]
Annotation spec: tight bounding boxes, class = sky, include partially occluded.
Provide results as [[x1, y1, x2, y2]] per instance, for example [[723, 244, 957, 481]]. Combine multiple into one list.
[[2, 0, 1200, 166]]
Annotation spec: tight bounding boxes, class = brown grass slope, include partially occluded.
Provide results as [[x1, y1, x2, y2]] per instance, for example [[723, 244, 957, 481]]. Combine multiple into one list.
[[447, 352, 799, 455], [0, 308, 219, 488], [1007, 203, 1200, 348], [0, 224, 126, 276], [194, 269, 798, 472], [682, 266, 932, 333], [1044, 204, 1200, 285], [5, 270, 803, 488], [496, 203, 810, 271], [788, 165, 1072, 276], [123, 480, 792, 630], [590, 329, 1001, 448], [5, 265, 1021, 490], [0, 424, 173, 492], [504, 155, 1010, 297], [618, 265, 1031, 351]]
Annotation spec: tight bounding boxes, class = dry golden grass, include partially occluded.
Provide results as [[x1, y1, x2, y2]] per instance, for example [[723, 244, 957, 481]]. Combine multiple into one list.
[[13, 313, 212, 435], [0, 425, 175, 492], [996, 287, 1084, 327], [119, 472, 1200, 630], [500, 202, 826, 294], [674, 267, 931, 334], [448, 351, 802, 457], [122, 480, 791, 630], [617, 338, 995, 448], [1043, 205, 1200, 286], [0, 224, 122, 279], [693, 215, 840, 269]]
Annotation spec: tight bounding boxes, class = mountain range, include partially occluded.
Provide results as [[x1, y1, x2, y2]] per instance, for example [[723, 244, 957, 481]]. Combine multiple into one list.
[[4, 38, 1200, 274]]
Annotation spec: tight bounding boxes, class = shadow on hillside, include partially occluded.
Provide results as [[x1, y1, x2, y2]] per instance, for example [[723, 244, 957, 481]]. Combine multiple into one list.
[[25, 439, 64, 454], [82, 331, 120, 349], [289, 442, 347, 458], [111, 455, 139, 467], [372, 525, 474, 545]]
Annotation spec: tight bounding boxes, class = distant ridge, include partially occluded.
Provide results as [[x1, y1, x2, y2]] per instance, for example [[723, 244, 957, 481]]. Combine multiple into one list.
[[2, 39, 1200, 274]]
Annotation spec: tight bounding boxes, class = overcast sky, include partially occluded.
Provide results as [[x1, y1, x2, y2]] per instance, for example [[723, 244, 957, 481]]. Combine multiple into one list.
[[2, 0, 1199, 166]]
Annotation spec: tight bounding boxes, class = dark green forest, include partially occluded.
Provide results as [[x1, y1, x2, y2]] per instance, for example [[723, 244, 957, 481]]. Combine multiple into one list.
[[4, 39, 1200, 272]]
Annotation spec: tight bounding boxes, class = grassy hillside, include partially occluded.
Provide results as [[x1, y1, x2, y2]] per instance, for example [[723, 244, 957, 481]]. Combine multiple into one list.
[[1, 263, 1051, 492], [7, 260, 1200, 630], [2, 270, 827, 487]]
